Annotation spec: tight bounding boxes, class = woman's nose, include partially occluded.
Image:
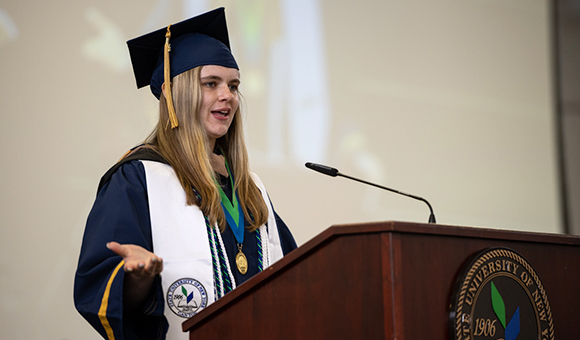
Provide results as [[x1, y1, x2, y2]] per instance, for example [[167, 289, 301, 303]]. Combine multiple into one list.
[[218, 84, 233, 101]]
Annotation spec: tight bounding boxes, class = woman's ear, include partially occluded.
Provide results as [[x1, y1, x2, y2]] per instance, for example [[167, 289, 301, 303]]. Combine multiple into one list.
[[161, 82, 166, 98]]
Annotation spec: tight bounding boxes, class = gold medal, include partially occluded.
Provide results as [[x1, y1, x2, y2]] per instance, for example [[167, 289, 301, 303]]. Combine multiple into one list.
[[235, 244, 248, 274]]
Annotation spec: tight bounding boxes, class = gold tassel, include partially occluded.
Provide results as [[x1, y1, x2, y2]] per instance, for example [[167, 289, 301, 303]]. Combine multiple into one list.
[[164, 25, 179, 129]]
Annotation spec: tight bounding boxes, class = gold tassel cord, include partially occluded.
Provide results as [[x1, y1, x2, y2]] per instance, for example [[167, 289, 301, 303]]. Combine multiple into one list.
[[164, 25, 179, 129]]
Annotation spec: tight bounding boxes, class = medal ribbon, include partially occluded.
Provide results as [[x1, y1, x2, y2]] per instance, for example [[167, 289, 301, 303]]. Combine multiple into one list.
[[216, 159, 245, 244]]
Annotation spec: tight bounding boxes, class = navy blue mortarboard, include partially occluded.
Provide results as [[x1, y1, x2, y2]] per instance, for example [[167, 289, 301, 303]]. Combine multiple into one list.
[[127, 7, 238, 101]]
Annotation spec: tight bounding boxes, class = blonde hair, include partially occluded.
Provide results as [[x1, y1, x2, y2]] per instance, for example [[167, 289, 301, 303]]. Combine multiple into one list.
[[145, 66, 268, 232]]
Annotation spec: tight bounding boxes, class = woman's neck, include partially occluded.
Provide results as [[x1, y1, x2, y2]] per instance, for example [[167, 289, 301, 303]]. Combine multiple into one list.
[[207, 135, 219, 153], [210, 151, 228, 178]]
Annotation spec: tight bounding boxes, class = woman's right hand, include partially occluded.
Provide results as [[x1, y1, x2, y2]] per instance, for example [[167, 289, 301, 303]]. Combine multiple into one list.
[[106, 241, 164, 310], [107, 241, 164, 277]]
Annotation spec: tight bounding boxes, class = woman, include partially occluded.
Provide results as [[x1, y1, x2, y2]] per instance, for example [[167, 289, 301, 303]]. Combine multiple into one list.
[[74, 8, 296, 340]]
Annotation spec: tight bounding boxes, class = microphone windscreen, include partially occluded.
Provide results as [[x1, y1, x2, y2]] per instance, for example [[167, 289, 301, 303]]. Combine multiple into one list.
[[305, 162, 339, 177]]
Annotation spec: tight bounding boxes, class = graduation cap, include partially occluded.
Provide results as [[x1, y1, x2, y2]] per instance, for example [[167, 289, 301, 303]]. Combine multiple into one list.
[[127, 7, 238, 128]]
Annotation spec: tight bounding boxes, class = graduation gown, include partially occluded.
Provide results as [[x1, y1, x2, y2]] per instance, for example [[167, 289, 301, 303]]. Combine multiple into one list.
[[74, 150, 297, 340]]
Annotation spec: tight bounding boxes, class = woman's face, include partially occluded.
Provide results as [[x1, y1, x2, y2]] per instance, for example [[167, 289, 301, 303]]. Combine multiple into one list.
[[199, 65, 240, 146]]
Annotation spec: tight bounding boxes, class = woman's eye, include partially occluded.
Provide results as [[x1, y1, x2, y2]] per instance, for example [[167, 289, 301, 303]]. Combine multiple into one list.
[[229, 85, 239, 92], [204, 82, 216, 88]]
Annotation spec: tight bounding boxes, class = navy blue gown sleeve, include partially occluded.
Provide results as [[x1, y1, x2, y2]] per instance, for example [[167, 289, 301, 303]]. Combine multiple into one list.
[[74, 161, 168, 340], [274, 210, 297, 255]]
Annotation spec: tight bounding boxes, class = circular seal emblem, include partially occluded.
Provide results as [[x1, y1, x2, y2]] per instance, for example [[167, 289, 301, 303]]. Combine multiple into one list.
[[449, 247, 554, 340], [166, 278, 208, 318]]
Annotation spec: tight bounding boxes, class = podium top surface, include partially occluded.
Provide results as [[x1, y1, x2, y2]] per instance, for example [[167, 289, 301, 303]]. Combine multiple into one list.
[[327, 220, 580, 245]]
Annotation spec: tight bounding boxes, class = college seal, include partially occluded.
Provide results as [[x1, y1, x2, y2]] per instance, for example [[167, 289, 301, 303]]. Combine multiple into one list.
[[166, 278, 208, 318], [449, 247, 554, 340]]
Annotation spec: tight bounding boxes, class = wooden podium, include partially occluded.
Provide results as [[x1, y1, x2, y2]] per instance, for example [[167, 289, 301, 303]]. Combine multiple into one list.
[[182, 222, 580, 339]]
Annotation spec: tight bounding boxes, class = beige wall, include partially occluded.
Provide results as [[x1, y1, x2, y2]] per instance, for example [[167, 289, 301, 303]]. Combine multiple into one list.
[[0, 0, 559, 339]]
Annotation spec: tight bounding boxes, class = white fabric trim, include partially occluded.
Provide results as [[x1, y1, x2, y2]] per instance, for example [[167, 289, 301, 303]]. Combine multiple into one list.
[[251, 172, 283, 265], [143, 161, 283, 340], [144, 161, 215, 340]]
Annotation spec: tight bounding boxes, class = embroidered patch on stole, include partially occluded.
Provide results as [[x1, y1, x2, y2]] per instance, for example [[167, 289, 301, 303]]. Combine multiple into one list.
[[166, 278, 208, 318]]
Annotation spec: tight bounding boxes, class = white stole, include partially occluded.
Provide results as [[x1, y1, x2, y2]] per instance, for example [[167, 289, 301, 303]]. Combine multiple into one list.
[[143, 161, 283, 340]]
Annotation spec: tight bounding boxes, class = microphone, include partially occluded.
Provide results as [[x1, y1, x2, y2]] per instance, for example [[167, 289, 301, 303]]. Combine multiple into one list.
[[305, 162, 436, 224]]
